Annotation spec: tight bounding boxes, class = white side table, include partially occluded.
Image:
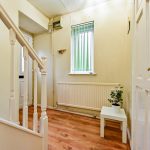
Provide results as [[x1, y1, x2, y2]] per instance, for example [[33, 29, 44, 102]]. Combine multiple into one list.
[[100, 106, 127, 143]]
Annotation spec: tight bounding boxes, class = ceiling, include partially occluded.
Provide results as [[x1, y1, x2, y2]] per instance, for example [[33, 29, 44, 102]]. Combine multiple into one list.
[[19, 12, 47, 34], [28, 0, 108, 18]]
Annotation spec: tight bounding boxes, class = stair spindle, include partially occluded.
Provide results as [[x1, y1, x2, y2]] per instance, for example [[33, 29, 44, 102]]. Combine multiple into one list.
[[40, 57, 48, 150], [23, 46, 29, 128], [33, 60, 38, 132], [9, 28, 17, 122]]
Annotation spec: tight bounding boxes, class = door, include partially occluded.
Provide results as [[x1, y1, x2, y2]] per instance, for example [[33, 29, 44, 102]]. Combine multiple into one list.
[[133, 0, 150, 150]]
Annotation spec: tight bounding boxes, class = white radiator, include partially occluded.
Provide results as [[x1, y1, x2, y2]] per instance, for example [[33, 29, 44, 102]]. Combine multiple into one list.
[[57, 82, 120, 111]]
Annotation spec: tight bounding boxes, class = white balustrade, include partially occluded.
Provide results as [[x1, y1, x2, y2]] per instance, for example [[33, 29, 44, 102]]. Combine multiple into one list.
[[1, 5, 48, 149]]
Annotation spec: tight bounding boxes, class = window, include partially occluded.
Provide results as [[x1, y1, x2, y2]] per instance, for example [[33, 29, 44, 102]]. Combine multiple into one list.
[[71, 21, 94, 74]]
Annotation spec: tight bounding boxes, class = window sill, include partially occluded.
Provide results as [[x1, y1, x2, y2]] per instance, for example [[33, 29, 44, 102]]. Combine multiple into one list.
[[68, 72, 96, 75]]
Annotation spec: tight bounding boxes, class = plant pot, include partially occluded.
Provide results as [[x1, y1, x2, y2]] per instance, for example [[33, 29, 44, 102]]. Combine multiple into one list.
[[112, 104, 120, 113]]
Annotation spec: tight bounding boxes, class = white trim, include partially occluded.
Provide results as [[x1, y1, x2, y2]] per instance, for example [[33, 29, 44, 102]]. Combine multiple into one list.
[[37, 104, 56, 109], [54, 108, 98, 118], [47, 105, 56, 109], [58, 103, 100, 111], [127, 128, 132, 149], [38, 104, 99, 118], [57, 82, 120, 86], [69, 71, 96, 75]]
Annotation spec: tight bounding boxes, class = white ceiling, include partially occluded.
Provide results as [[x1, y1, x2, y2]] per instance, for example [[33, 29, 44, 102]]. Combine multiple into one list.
[[19, 12, 47, 34], [28, 0, 108, 18]]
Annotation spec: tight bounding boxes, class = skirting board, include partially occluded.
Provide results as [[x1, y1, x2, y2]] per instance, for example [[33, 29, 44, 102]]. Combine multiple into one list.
[[37, 104, 56, 109], [127, 128, 132, 149], [55, 107, 97, 118], [37, 104, 98, 118], [57, 103, 101, 111]]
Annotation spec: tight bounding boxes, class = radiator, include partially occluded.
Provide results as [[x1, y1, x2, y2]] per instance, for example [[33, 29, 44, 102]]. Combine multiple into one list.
[[57, 82, 120, 111]]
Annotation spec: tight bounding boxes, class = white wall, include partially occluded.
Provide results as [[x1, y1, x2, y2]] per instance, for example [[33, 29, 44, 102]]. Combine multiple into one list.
[[0, 120, 42, 150], [52, 0, 132, 114], [19, 0, 49, 30], [0, 0, 19, 120], [0, 0, 49, 120]]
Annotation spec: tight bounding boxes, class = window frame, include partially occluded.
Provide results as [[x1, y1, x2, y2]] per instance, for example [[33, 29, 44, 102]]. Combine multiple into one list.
[[70, 21, 95, 75]]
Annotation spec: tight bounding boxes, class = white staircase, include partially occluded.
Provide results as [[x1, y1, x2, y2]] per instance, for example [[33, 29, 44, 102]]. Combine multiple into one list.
[[0, 4, 48, 150]]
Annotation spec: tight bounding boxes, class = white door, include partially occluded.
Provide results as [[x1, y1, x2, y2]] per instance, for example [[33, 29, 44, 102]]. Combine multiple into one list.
[[133, 0, 150, 150]]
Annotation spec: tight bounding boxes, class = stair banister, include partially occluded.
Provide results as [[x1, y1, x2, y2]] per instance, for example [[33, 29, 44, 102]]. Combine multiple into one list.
[[0, 4, 48, 150]]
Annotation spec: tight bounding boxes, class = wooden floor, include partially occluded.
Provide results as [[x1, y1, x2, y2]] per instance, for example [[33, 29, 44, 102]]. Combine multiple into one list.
[[19, 107, 130, 150]]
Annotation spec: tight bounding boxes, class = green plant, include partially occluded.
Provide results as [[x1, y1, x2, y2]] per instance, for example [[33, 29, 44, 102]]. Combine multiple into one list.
[[108, 86, 123, 106]]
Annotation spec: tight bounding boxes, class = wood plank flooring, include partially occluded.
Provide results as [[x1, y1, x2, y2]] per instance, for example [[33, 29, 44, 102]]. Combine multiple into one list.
[[19, 107, 130, 150]]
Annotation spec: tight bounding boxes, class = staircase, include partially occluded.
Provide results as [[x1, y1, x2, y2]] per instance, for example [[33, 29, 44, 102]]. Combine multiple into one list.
[[0, 4, 48, 150]]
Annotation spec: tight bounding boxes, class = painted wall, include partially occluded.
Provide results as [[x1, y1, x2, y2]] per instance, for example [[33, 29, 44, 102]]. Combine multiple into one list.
[[0, 120, 42, 150], [52, 0, 132, 115], [34, 33, 54, 107], [19, 0, 49, 30], [0, 0, 49, 120], [0, 0, 19, 120]]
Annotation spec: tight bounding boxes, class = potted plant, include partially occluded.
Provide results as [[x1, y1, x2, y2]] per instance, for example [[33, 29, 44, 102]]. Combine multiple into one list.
[[108, 86, 123, 112]]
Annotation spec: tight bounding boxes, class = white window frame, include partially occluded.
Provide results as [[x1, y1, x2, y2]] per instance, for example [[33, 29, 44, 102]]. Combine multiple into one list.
[[70, 21, 95, 75]]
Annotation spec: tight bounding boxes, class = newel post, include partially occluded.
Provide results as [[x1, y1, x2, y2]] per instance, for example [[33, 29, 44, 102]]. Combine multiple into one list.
[[40, 57, 48, 150], [9, 28, 16, 122]]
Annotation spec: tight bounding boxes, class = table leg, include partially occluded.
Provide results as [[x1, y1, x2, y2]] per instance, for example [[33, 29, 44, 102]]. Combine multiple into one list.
[[100, 117, 104, 137], [122, 120, 127, 143]]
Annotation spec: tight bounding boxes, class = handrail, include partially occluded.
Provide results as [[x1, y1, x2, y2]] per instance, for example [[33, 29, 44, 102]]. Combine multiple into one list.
[[0, 4, 44, 69]]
